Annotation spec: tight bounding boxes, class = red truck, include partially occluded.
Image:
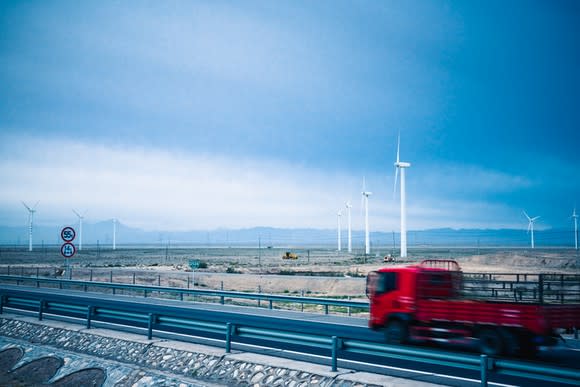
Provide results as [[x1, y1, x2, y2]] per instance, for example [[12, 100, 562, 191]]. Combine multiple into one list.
[[366, 260, 580, 356]]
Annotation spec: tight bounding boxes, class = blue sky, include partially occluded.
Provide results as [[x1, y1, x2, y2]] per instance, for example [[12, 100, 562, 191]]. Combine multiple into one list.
[[1, 1, 579, 232]]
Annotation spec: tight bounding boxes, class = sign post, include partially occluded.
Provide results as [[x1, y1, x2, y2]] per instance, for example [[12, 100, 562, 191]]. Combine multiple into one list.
[[61, 227, 77, 275], [189, 259, 200, 288]]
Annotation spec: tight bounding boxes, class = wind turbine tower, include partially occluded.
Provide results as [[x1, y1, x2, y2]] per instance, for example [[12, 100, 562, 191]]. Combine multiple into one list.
[[345, 201, 352, 253], [113, 218, 117, 250], [72, 209, 85, 251], [394, 134, 411, 258], [362, 178, 372, 255], [22, 201, 38, 252], [337, 210, 342, 252], [572, 207, 579, 250], [523, 211, 540, 249]]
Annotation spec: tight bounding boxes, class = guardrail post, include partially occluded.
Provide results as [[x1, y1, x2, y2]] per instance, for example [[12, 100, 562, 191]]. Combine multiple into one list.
[[258, 285, 261, 307], [86, 306, 94, 329], [133, 272, 136, 284], [0, 295, 4, 314], [36, 267, 39, 278], [90, 269, 93, 282], [480, 354, 488, 387], [225, 322, 232, 353], [158, 274, 161, 287], [110, 270, 113, 283], [180, 292, 184, 301], [147, 313, 155, 340], [39, 299, 45, 321], [325, 304, 329, 315], [331, 336, 338, 372], [348, 296, 351, 316], [269, 300, 273, 310]]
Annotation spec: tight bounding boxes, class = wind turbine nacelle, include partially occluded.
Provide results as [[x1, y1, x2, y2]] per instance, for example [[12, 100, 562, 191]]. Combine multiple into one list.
[[362, 191, 373, 196], [395, 161, 411, 168]]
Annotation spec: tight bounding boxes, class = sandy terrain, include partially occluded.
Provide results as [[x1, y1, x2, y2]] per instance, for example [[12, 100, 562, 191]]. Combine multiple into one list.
[[0, 246, 578, 298]]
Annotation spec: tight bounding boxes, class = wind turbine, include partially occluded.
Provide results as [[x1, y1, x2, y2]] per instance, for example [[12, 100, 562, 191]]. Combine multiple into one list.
[[523, 211, 540, 249], [345, 201, 352, 253], [362, 178, 372, 255], [112, 218, 117, 250], [337, 210, 342, 252], [22, 201, 38, 252], [572, 207, 579, 250], [72, 209, 86, 251], [393, 133, 411, 258]]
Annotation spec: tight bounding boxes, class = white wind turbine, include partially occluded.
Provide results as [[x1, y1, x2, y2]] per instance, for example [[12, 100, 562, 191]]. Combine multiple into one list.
[[22, 201, 38, 252], [72, 209, 86, 251], [523, 211, 540, 249], [393, 134, 411, 258], [345, 201, 352, 253], [361, 178, 372, 255], [572, 207, 579, 250], [337, 210, 342, 252]]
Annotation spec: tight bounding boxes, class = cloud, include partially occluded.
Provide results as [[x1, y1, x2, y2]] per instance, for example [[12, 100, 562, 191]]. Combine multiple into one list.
[[0, 134, 373, 230], [0, 134, 557, 232]]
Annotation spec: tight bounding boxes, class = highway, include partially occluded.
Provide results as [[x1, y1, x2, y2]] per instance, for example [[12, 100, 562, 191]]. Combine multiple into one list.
[[0, 284, 579, 386]]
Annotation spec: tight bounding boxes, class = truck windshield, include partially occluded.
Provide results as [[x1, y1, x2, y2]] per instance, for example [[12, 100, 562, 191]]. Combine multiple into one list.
[[367, 271, 397, 298]]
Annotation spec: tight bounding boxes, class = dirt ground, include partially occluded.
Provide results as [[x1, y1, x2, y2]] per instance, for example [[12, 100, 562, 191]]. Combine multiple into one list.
[[0, 246, 578, 297]]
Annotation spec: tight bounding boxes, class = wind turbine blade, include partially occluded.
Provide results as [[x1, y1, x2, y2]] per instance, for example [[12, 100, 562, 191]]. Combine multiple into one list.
[[532, 216, 540, 221], [73, 209, 81, 218], [33, 201, 39, 209], [523, 211, 531, 221], [396, 132, 400, 163], [22, 201, 31, 211]]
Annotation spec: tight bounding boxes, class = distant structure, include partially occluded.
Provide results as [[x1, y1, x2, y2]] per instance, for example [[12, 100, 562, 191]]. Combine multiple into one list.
[[113, 218, 117, 250], [345, 201, 352, 253], [361, 178, 372, 255], [394, 133, 411, 258], [72, 209, 85, 251], [337, 210, 342, 251], [523, 211, 540, 249], [22, 201, 38, 252], [572, 207, 579, 250]]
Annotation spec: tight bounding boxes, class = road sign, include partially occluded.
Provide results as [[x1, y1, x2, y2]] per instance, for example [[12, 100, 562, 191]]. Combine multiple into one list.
[[61, 242, 76, 258], [189, 259, 200, 270], [61, 227, 76, 242]]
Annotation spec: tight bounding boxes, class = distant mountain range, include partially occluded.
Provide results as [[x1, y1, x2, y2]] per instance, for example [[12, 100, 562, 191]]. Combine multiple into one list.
[[0, 221, 577, 249]]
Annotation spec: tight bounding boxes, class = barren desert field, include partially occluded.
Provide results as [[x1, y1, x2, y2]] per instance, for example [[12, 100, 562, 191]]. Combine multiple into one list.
[[0, 246, 578, 299]]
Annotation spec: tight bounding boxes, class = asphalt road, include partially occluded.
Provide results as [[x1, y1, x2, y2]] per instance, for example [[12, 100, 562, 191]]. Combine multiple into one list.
[[1, 284, 579, 387]]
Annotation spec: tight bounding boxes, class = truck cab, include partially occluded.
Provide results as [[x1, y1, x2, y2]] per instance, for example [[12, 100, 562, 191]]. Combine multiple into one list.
[[366, 260, 462, 343]]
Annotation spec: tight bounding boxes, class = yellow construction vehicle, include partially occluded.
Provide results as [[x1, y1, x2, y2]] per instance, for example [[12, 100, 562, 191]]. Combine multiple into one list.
[[282, 251, 298, 260]]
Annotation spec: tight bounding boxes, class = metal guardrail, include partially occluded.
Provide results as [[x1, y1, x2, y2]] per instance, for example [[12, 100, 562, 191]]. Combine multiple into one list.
[[0, 275, 369, 315], [0, 287, 578, 386]]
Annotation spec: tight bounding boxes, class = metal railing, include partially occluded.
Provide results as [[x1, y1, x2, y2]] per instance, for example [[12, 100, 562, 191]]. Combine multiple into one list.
[[0, 275, 368, 315], [0, 286, 578, 386]]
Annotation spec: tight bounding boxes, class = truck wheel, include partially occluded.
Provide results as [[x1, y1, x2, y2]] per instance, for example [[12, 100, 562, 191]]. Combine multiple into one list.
[[518, 337, 538, 358], [385, 320, 408, 344], [478, 328, 503, 356]]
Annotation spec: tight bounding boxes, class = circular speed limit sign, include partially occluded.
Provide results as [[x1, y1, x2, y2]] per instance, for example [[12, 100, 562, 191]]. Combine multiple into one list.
[[61, 242, 76, 258], [61, 226, 76, 242]]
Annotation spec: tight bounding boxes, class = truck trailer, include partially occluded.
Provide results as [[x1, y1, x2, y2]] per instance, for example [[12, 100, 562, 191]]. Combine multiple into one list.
[[366, 260, 580, 356]]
